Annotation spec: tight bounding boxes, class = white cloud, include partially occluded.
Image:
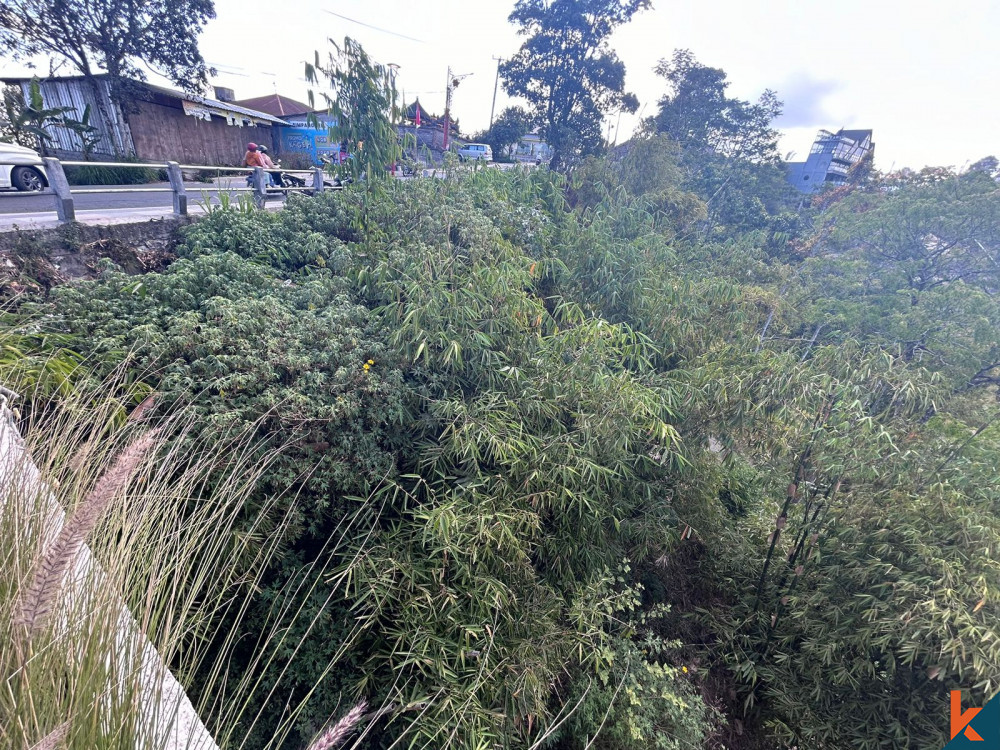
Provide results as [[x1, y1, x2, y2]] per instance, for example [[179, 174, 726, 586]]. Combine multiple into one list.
[[774, 74, 844, 130]]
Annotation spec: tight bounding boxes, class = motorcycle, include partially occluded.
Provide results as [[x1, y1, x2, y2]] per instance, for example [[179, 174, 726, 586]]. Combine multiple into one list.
[[319, 153, 357, 187], [244, 164, 340, 194]]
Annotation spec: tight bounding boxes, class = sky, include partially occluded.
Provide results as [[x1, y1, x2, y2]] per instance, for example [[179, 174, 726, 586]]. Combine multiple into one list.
[[7, 0, 999, 169]]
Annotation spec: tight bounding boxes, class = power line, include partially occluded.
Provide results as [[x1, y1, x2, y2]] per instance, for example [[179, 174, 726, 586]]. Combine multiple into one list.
[[323, 10, 426, 43], [208, 61, 278, 78]]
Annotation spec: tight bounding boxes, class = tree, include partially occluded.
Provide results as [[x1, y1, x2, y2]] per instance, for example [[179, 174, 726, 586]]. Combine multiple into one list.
[[0, 0, 215, 91], [647, 50, 795, 238], [306, 37, 401, 182], [501, 0, 648, 170], [969, 155, 999, 180], [0, 0, 215, 153], [652, 49, 781, 164], [798, 170, 1000, 390], [476, 106, 533, 161]]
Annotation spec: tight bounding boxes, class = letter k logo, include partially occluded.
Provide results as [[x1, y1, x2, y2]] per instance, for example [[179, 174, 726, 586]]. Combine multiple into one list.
[[953, 691, 985, 741]]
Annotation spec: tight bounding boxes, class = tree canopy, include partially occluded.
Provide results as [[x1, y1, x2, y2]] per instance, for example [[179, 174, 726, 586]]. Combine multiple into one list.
[[0, 0, 216, 91], [477, 105, 534, 161], [652, 48, 781, 164], [646, 49, 795, 239], [501, 0, 648, 169]]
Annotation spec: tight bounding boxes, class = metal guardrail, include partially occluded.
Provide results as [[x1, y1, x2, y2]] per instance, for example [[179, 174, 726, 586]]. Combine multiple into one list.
[[34, 158, 338, 224]]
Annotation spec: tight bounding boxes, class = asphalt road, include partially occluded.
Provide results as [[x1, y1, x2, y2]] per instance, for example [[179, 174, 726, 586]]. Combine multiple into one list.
[[0, 181, 249, 214], [0, 179, 295, 230], [0, 164, 531, 230]]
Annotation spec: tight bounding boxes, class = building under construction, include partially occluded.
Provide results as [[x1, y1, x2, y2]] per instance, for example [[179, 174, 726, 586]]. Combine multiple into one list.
[[786, 128, 874, 192]]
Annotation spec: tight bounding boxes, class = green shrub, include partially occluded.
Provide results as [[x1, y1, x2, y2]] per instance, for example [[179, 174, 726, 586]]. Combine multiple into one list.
[[560, 635, 714, 750], [275, 150, 316, 170], [63, 157, 166, 185], [25, 157, 1000, 750]]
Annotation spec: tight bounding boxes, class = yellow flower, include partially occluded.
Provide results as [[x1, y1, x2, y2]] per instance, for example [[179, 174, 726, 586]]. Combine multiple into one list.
[[363, 364, 370, 370], [682, 666, 688, 673], [367, 359, 374, 365]]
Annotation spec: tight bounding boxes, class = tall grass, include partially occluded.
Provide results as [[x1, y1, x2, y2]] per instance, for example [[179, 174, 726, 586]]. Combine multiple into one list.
[[0, 375, 375, 750]]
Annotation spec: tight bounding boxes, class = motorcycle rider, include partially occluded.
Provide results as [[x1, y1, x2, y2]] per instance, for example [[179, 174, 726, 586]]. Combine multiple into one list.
[[243, 142, 264, 168], [243, 142, 275, 187]]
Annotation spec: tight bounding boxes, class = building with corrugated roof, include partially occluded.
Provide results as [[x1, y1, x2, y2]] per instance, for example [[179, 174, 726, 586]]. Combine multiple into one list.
[[1, 75, 285, 166]]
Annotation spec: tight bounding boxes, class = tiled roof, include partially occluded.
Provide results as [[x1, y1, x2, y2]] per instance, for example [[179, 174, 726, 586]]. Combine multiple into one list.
[[142, 82, 286, 124], [234, 94, 314, 117]]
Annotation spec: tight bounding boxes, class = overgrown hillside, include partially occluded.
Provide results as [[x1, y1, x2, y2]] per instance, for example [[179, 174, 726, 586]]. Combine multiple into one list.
[[4, 148, 1000, 750]]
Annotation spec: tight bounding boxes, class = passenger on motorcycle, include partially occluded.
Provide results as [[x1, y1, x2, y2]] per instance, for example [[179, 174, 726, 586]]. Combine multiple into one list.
[[258, 145, 282, 187]]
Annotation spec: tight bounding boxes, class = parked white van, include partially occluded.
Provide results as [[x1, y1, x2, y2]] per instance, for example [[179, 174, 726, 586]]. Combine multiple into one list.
[[457, 143, 493, 162]]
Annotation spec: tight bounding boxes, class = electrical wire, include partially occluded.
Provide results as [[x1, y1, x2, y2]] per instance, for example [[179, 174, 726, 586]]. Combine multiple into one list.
[[323, 9, 426, 43]]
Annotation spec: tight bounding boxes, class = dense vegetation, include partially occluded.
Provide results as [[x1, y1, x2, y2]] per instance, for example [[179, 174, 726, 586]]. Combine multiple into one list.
[[4, 132, 1000, 749]]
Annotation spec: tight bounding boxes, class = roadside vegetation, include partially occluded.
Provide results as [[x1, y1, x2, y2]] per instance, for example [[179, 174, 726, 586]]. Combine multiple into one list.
[[4, 131, 1000, 748]]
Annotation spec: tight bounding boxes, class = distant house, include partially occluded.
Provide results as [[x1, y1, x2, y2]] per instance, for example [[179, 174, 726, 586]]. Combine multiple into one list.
[[786, 129, 874, 193], [515, 130, 553, 163], [1, 75, 285, 166], [398, 99, 460, 155], [233, 93, 313, 119]]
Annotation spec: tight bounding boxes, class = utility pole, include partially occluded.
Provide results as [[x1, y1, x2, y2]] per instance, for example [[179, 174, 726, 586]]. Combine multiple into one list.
[[443, 66, 452, 152], [442, 66, 471, 153], [489, 56, 502, 129], [388, 63, 400, 174], [387, 63, 400, 125]]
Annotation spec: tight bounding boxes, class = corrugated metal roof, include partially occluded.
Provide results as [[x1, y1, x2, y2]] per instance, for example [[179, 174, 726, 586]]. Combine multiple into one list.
[[837, 129, 873, 145], [1, 75, 287, 125], [140, 82, 287, 124]]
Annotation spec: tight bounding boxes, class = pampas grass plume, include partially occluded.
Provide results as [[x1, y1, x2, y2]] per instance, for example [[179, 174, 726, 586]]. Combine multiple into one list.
[[306, 700, 368, 750], [28, 722, 69, 750], [17, 428, 163, 635]]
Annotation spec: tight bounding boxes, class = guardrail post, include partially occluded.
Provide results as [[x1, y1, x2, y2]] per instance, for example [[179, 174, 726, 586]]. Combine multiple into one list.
[[252, 166, 267, 208], [312, 167, 325, 194], [42, 157, 75, 223], [165, 161, 187, 216]]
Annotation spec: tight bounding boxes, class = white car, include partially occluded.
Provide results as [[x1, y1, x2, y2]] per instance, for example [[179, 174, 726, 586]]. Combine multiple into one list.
[[0, 141, 48, 191], [457, 143, 493, 162]]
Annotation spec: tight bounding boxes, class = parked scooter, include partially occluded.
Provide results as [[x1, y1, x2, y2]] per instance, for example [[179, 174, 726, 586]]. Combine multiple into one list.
[[318, 153, 355, 187]]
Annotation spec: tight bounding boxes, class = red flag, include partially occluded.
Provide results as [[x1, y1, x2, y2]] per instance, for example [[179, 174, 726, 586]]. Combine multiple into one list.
[[415, 102, 421, 127]]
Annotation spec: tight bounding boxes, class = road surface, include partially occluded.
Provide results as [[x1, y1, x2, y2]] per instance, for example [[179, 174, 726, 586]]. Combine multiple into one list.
[[0, 181, 271, 230], [0, 163, 535, 231]]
